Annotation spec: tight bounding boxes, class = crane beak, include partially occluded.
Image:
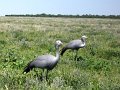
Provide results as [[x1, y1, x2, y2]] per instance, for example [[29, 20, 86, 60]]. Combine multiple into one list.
[[61, 42, 63, 45]]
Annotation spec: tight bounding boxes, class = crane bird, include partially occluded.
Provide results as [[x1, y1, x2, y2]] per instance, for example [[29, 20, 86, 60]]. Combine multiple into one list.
[[23, 40, 63, 80], [61, 35, 87, 59]]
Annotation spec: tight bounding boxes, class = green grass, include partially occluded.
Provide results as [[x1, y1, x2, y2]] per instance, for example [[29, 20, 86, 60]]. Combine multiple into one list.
[[0, 17, 120, 90]]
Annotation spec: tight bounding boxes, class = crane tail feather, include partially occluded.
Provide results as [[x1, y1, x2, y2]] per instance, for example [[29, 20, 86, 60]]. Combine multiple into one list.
[[61, 47, 67, 56], [23, 61, 34, 73]]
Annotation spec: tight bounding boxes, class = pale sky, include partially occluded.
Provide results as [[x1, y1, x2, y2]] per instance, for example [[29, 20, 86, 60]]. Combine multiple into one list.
[[0, 0, 120, 16]]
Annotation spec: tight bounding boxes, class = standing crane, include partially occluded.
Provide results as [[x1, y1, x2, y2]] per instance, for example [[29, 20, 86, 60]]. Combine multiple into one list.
[[61, 35, 87, 59], [23, 40, 63, 80]]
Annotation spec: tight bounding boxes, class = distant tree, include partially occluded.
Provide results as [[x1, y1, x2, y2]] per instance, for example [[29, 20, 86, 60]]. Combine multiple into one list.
[[5, 14, 120, 19]]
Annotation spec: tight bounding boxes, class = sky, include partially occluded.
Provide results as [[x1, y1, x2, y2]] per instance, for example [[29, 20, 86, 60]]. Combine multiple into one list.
[[0, 0, 120, 16]]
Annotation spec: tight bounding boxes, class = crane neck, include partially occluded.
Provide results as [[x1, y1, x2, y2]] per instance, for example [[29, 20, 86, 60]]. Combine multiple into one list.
[[55, 46, 60, 60], [81, 38, 86, 43]]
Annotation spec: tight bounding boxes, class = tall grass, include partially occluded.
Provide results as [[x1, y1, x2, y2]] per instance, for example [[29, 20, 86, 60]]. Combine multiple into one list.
[[0, 17, 120, 90]]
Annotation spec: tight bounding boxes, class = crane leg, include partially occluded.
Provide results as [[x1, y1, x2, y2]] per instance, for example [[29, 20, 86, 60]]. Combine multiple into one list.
[[74, 50, 78, 61], [72, 50, 78, 60], [72, 50, 76, 59], [40, 69, 44, 81], [46, 70, 49, 81]]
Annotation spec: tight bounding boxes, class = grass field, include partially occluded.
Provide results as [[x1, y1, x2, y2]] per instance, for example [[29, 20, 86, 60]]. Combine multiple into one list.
[[0, 17, 120, 90]]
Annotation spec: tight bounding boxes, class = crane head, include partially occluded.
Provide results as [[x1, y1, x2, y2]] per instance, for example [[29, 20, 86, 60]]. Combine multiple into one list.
[[55, 40, 63, 47], [81, 35, 87, 39]]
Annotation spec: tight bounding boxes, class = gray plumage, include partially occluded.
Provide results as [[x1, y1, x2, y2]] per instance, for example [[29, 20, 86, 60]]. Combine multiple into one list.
[[23, 40, 63, 80], [61, 35, 87, 57]]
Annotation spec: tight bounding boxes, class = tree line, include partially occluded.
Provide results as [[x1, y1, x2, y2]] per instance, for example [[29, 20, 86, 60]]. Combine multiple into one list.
[[5, 13, 120, 19]]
